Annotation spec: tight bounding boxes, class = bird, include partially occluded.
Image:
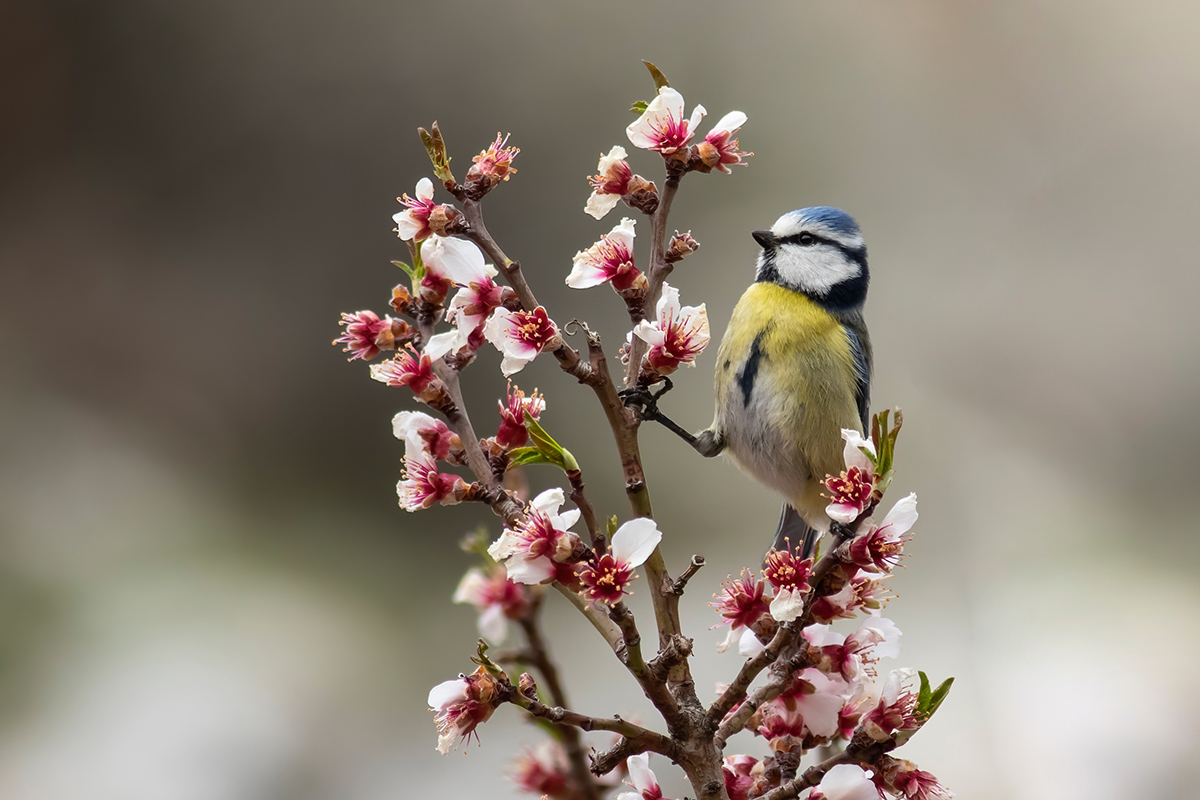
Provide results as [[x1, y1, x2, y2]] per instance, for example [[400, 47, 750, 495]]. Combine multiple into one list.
[[631, 206, 872, 557]]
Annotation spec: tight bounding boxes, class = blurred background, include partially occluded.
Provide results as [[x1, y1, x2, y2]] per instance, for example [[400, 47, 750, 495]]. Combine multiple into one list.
[[2, 0, 1199, 798]]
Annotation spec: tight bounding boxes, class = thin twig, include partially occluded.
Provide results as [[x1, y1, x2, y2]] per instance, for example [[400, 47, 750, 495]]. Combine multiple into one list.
[[670, 555, 706, 595]]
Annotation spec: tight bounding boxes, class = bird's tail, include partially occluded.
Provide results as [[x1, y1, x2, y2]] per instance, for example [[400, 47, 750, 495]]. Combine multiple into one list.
[[770, 503, 821, 560]]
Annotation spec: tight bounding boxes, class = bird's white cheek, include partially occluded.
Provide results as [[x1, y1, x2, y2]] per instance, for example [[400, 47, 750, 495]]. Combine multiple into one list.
[[775, 247, 858, 296]]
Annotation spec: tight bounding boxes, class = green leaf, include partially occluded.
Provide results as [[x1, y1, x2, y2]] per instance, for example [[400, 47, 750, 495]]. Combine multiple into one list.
[[607, 516, 619, 536], [642, 60, 670, 90], [507, 447, 555, 467], [391, 260, 417, 280], [925, 676, 954, 719], [630, 100, 649, 115], [917, 671, 933, 713], [524, 412, 580, 472]]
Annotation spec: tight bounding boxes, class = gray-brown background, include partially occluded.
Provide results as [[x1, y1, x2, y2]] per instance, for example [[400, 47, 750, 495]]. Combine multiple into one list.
[[2, 1, 1198, 798]]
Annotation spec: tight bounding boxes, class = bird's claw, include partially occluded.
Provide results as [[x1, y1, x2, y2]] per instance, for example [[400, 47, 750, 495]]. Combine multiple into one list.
[[619, 378, 674, 422]]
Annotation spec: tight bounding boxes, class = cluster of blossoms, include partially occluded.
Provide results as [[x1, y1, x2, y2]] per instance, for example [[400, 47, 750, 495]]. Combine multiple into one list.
[[335, 69, 951, 800]]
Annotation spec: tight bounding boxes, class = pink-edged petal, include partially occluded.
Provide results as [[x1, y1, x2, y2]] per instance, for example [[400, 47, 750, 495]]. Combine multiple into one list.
[[827, 502, 862, 525], [707, 110, 746, 137], [392, 410, 435, 442], [453, 568, 488, 605], [393, 210, 425, 240], [861, 617, 902, 660], [769, 587, 806, 622], [597, 145, 628, 172], [879, 493, 919, 535], [477, 604, 508, 642], [625, 753, 659, 795], [626, 87, 686, 148], [566, 258, 614, 289], [584, 191, 624, 220], [427, 678, 469, 709], [803, 623, 846, 648], [610, 517, 662, 567]]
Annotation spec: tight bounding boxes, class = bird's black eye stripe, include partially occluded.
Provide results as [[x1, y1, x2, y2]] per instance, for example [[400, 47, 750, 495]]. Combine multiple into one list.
[[778, 232, 826, 247]]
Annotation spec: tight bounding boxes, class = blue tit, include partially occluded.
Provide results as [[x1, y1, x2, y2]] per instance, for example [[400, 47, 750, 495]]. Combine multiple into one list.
[[634, 206, 871, 556]]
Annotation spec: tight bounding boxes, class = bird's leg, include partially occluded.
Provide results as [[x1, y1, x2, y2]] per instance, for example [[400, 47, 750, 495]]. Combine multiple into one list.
[[619, 378, 725, 457]]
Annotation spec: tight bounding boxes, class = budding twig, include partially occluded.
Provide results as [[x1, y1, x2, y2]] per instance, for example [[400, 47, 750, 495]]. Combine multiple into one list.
[[671, 555, 706, 595]]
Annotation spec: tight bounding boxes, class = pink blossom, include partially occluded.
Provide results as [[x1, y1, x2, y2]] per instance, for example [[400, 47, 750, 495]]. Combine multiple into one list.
[[427, 667, 500, 754], [631, 283, 710, 376], [369, 346, 441, 400], [825, 429, 878, 523], [762, 548, 813, 622], [722, 755, 760, 800], [809, 574, 891, 623], [496, 383, 546, 449], [510, 740, 571, 798], [392, 410, 460, 462], [848, 494, 918, 573], [838, 684, 874, 740], [585, 145, 634, 219], [334, 310, 391, 361], [421, 234, 497, 307], [468, 132, 519, 187], [488, 488, 582, 584], [579, 518, 662, 604], [887, 761, 954, 800], [447, 274, 510, 337], [453, 564, 530, 642], [775, 668, 849, 738], [862, 668, 920, 742], [484, 306, 561, 376], [617, 753, 670, 800], [626, 87, 707, 155], [712, 570, 770, 653], [804, 617, 902, 683], [696, 111, 752, 173], [567, 217, 643, 291], [393, 177, 437, 242], [809, 764, 882, 800], [397, 451, 467, 511]]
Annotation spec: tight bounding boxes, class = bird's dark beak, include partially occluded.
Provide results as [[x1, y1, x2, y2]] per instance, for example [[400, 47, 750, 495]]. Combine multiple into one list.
[[752, 230, 778, 249]]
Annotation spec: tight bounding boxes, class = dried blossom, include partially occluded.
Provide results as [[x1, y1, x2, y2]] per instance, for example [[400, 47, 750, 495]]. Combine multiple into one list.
[[467, 132, 519, 191], [427, 667, 501, 754], [397, 451, 467, 511], [694, 111, 752, 174], [334, 310, 392, 361], [495, 383, 546, 449]]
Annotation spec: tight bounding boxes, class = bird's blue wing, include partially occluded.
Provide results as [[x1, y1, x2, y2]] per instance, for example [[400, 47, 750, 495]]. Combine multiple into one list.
[[845, 327, 871, 431]]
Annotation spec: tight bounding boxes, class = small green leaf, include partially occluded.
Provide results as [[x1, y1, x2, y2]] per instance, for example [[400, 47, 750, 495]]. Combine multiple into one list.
[[607, 516, 619, 536], [419, 121, 456, 185], [925, 676, 954, 720], [507, 447, 555, 467], [630, 100, 649, 115], [524, 413, 580, 472], [642, 60, 670, 90], [917, 671, 933, 713], [391, 260, 417, 280]]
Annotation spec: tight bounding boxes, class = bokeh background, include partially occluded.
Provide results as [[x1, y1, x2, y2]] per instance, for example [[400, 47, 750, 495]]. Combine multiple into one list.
[[3, 1, 1199, 798]]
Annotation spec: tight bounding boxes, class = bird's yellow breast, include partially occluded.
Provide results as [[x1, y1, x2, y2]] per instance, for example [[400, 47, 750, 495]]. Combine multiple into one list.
[[713, 282, 861, 514]]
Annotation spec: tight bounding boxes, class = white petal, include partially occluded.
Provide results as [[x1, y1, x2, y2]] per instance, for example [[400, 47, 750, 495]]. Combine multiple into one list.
[[504, 554, 556, 585], [687, 103, 708, 133], [415, 177, 434, 200], [716, 626, 739, 654], [427, 678, 469, 710], [794, 686, 845, 738], [802, 623, 846, 648], [769, 587, 805, 622], [393, 210, 423, 240], [609, 517, 662, 567], [483, 308, 512, 348], [707, 110, 747, 136], [477, 604, 508, 642], [567, 252, 613, 288], [632, 320, 666, 346], [424, 235, 490, 286], [827, 501, 861, 524], [452, 568, 488, 605], [530, 487, 566, 517], [584, 191, 623, 220], [818, 764, 878, 800], [392, 410, 435, 441], [841, 429, 877, 472], [596, 145, 628, 172], [488, 530, 517, 561], [879, 493, 919, 536], [626, 87, 686, 148], [656, 282, 682, 322], [861, 616, 902, 660], [424, 326, 468, 360], [609, 217, 637, 249], [555, 508, 582, 532], [738, 627, 766, 657], [499, 352, 531, 376]]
